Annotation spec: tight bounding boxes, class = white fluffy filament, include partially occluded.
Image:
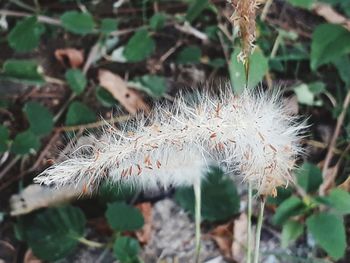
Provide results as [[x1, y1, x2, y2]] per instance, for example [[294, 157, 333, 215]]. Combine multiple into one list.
[[35, 88, 306, 196]]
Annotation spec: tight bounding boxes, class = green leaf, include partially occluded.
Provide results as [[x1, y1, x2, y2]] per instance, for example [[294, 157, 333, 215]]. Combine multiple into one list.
[[229, 47, 268, 92], [176, 46, 202, 64], [281, 220, 304, 248], [324, 189, 350, 215], [11, 130, 40, 155], [1, 59, 45, 85], [175, 167, 240, 222], [306, 212, 346, 260], [95, 86, 118, 107], [150, 13, 166, 30], [23, 101, 53, 136], [132, 75, 166, 98], [267, 187, 292, 206], [208, 58, 225, 68], [296, 162, 323, 193], [113, 237, 140, 263], [0, 125, 9, 152], [311, 24, 350, 70], [100, 18, 118, 34], [186, 0, 209, 23], [105, 202, 144, 232], [60, 11, 95, 35], [287, 0, 314, 9], [65, 101, 96, 126], [333, 56, 350, 87], [20, 205, 86, 261], [293, 83, 323, 106], [123, 29, 155, 62], [8, 16, 45, 52], [98, 182, 135, 203], [65, 69, 87, 95], [273, 196, 307, 225]]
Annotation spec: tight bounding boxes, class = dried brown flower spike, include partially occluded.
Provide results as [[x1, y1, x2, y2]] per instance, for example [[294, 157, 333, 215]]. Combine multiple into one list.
[[230, 0, 259, 65]]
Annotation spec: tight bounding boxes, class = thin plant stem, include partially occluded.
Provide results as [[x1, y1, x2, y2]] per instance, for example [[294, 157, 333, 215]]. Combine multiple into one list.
[[253, 197, 266, 263], [193, 180, 201, 263], [78, 237, 104, 248], [246, 182, 253, 263]]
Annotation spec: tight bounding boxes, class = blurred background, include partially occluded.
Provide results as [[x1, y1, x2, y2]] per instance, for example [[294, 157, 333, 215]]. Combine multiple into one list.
[[0, 0, 350, 262]]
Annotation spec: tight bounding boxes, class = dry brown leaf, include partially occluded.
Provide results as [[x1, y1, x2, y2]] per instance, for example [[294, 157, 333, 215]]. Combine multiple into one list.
[[232, 213, 250, 263], [54, 48, 84, 68], [338, 175, 350, 192], [313, 3, 350, 31], [209, 221, 233, 259], [24, 249, 42, 263], [98, 70, 150, 114], [135, 202, 152, 244]]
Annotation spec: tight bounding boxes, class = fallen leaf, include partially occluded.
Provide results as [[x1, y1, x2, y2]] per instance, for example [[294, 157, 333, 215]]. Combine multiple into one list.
[[338, 175, 350, 192], [135, 202, 152, 244], [54, 48, 84, 68], [98, 70, 150, 114], [209, 221, 233, 259], [24, 249, 42, 263], [313, 3, 350, 31], [10, 183, 94, 216], [232, 213, 251, 263]]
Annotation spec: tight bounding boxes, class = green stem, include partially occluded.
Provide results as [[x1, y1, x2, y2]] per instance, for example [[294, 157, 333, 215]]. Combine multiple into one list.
[[194, 180, 201, 263], [246, 182, 252, 263], [78, 237, 104, 248], [253, 198, 266, 263]]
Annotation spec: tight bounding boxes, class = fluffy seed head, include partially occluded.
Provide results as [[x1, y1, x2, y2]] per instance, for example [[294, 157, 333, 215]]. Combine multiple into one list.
[[35, 87, 306, 196]]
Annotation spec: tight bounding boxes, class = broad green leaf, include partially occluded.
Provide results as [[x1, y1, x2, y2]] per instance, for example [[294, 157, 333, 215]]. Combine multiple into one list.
[[20, 205, 86, 261], [98, 182, 135, 203], [281, 220, 304, 248], [307, 212, 346, 260], [293, 83, 323, 106], [150, 13, 166, 30], [105, 202, 144, 232], [229, 47, 268, 92], [333, 56, 350, 87], [267, 187, 292, 206], [186, 0, 209, 23], [295, 162, 323, 193], [273, 196, 307, 225], [175, 167, 240, 222], [325, 189, 350, 215], [95, 86, 118, 107], [287, 0, 314, 9], [8, 16, 45, 52], [176, 46, 202, 64], [123, 29, 155, 62], [0, 125, 9, 152], [311, 24, 350, 70], [11, 130, 40, 155], [113, 237, 140, 263], [65, 69, 87, 95], [100, 18, 118, 34], [60, 11, 95, 35], [65, 101, 96, 126], [132, 75, 166, 98], [23, 101, 53, 136], [1, 59, 45, 85]]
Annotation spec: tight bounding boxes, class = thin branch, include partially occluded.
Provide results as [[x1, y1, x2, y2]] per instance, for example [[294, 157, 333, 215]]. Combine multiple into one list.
[[0, 9, 61, 25], [320, 89, 350, 195]]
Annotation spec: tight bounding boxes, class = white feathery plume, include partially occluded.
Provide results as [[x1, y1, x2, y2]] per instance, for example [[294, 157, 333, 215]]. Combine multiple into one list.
[[35, 87, 306, 196]]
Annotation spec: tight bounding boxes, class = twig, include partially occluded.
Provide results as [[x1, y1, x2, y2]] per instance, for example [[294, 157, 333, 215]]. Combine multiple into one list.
[[320, 89, 350, 195], [174, 22, 209, 42], [57, 114, 131, 132], [313, 3, 350, 31], [0, 156, 21, 180], [253, 197, 265, 263], [261, 0, 273, 21], [0, 9, 61, 25]]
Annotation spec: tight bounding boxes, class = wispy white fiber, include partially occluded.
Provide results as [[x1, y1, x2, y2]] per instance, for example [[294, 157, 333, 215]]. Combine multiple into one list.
[[35, 87, 306, 195]]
